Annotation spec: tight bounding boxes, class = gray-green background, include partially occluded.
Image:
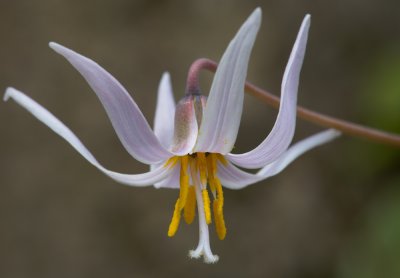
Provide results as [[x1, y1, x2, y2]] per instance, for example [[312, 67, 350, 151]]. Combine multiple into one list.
[[1, 0, 400, 277]]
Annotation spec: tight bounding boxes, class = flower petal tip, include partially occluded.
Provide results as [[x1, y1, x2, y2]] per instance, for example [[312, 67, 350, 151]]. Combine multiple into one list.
[[302, 14, 311, 28], [4, 87, 15, 102], [249, 7, 262, 26], [329, 129, 342, 138], [4, 87, 23, 102], [161, 71, 171, 83], [48, 42, 66, 54], [48, 41, 58, 49], [252, 7, 262, 16]]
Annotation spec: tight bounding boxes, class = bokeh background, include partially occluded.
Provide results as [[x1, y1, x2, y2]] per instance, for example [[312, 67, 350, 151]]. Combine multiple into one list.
[[1, 0, 400, 277]]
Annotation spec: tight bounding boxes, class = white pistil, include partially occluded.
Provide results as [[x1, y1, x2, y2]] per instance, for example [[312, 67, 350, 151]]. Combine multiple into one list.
[[188, 160, 219, 263]]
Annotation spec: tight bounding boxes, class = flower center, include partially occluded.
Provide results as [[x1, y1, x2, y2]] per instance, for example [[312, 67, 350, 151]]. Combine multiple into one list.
[[165, 153, 227, 240]]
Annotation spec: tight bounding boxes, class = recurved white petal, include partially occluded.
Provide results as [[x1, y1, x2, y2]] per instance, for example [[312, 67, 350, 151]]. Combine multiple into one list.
[[219, 129, 340, 189], [227, 15, 311, 168], [4, 88, 172, 186], [153, 161, 180, 189], [49, 42, 171, 164], [193, 8, 262, 154], [153, 72, 175, 149]]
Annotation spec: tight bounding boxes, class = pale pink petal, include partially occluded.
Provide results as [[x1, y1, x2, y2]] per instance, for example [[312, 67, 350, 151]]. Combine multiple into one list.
[[227, 15, 311, 168], [193, 8, 261, 154], [49, 42, 172, 164], [219, 129, 340, 189], [153, 161, 180, 189], [4, 88, 172, 186], [217, 160, 260, 190], [153, 72, 175, 149]]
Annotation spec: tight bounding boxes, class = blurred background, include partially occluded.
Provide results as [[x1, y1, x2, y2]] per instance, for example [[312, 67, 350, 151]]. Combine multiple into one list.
[[1, 0, 400, 277]]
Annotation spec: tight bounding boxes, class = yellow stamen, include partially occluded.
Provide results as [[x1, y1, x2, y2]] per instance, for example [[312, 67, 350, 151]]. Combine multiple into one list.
[[179, 156, 190, 209], [213, 199, 227, 240], [189, 155, 197, 175], [202, 189, 212, 224], [164, 156, 179, 168], [184, 186, 196, 224], [213, 175, 226, 240], [179, 176, 189, 209], [216, 154, 228, 166], [180, 155, 189, 172], [168, 198, 182, 237], [214, 177, 224, 213], [197, 152, 208, 186], [208, 178, 217, 197], [206, 153, 217, 176], [206, 154, 217, 194], [167, 154, 228, 240]]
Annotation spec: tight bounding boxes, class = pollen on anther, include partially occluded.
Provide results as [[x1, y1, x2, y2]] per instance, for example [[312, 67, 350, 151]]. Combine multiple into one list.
[[202, 189, 212, 225], [214, 177, 224, 214], [168, 198, 182, 237], [206, 154, 218, 194], [179, 157, 190, 209], [216, 154, 228, 166], [184, 186, 196, 224], [164, 156, 179, 168], [213, 199, 227, 240]]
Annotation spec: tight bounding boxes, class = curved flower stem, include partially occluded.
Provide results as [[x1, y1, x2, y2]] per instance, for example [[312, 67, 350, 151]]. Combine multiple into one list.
[[186, 58, 400, 148], [186, 58, 217, 96]]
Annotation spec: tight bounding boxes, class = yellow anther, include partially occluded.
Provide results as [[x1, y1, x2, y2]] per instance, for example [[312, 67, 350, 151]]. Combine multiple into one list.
[[197, 153, 208, 186], [214, 177, 224, 213], [180, 156, 189, 174], [179, 156, 190, 209], [184, 186, 196, 224], [179, 175, 189, 210], [216, 154, 228, 166], [213, 199, 227, 240], [168, 198, 182, 237], [164, 156, 179, 168], [208, 178, 217, 197], [202, 189, 212, 225], [206, 153, 218, 177], [167, 153, 228, 241], [206, 154, 218, 194]]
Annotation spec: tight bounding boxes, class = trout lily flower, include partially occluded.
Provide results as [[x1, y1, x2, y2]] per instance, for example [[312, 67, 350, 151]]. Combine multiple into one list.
[[5, 8, 340, 263]]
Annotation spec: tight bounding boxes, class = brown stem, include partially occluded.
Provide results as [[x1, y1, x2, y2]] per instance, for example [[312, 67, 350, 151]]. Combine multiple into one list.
[[188, 58, 400, 147]]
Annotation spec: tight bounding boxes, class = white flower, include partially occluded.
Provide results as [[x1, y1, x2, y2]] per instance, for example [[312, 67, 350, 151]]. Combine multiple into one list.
[[4, 8, 340, 263]]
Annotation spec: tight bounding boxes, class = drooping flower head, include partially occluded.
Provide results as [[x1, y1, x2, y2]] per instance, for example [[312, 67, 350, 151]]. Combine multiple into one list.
[[4, 8, 339, 263]]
